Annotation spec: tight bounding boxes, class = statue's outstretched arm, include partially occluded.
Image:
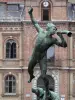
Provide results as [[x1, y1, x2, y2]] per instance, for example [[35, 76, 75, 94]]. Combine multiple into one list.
[[55, 32, 67, 47], [57, 30, 72, 37], [55, 30, 72, 47], [28, 7, 43, 32]]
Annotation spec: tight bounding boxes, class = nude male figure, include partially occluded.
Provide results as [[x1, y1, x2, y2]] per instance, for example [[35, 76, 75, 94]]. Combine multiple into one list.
[[28, 7, 72, 83]]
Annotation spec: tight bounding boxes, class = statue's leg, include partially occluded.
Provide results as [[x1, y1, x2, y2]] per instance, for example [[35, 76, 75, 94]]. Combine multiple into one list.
[[43, 77, 51, 99], [39, 52, 52, 100], [39, 52, 47, 79], [28, 56, 37, 83]]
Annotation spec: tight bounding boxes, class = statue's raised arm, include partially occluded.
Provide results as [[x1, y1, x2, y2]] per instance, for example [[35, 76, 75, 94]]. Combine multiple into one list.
[[28, 7, 43, 32]]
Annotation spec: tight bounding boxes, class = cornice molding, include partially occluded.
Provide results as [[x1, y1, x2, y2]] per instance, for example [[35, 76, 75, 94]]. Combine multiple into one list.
[[0, 67, 74, 70], [0, 21, 22, 25], [0, 20, 75, 25], [22, 20, 75, 24]]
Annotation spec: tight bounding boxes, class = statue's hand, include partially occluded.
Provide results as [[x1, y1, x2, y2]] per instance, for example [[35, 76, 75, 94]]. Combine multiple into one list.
[[28, 7, 33, 14]]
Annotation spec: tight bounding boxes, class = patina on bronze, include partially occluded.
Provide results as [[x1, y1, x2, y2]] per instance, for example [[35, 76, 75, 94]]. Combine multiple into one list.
[[28, 7, 72, 83], [28, 7, 72, 100], [32, 78, 59, 100]]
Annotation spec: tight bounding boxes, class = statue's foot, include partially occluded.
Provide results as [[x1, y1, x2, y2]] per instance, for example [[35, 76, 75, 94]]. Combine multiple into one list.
[[28, 75, 35, 83]]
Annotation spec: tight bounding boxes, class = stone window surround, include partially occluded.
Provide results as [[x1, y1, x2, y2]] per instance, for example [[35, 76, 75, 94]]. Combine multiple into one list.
[[41, 1, 51, 21], [39, 0, 53, 21], [6, 39, 16, 58], [3, 36, 19, 60], [2, 73, 19, 97], [5, 75, 16, 94]]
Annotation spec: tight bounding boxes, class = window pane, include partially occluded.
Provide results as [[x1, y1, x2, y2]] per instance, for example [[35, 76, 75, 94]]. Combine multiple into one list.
[[6, 49, 10, 53], [6, 42, 11, 48], [9, 86, 12, 93], [13, 81, 16, 86], [9, 75, 13, 80], [5, 81, 9, 86], [11, 43, 16, 58], [43, 9, 49, 20], [12, 87, 16, 93], [6, 42, 11, 58], [9, 81, 12, 87], [9, 81, 12, 93], [5, 87, 9, 93], [13, 43, 16, 48]]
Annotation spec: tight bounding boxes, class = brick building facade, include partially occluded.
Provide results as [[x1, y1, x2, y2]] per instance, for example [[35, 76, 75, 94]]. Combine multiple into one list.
[[0, 0, 74, 100]]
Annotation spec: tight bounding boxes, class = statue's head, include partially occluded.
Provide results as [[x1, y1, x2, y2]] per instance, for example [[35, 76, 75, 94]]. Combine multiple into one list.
[[46, 23, 57, 35]]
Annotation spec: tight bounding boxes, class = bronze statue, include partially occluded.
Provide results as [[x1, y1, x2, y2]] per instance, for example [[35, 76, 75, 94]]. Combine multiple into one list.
[[28, 7, 72, 83], [32, 74, 59, 100], [32, 87, 59, 100]]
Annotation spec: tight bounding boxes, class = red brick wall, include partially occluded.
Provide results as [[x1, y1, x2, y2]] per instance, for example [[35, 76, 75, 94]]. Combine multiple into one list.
[[24, 70, 32, 100], [23, 22, 37, 67], [59, 70, 68, 100], [25, 0, 67, 20]]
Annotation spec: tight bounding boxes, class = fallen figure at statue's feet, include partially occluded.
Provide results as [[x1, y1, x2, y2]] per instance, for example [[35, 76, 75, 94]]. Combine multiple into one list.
[[32, 88, 60, 100]]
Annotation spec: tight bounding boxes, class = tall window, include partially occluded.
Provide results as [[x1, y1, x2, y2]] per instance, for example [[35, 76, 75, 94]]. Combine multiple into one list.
[[5, 75, 16, 94], [41, 1, 51, 21], [6, 39, 16, 58], [68, 3, 75, 20]]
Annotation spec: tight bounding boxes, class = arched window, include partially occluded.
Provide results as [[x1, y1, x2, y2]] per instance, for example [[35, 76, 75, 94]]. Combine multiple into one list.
[[6, 39, 16, 58], [37, 75, 55, 91], [41, 1, 51, 21], [5, 75, 16, 94]]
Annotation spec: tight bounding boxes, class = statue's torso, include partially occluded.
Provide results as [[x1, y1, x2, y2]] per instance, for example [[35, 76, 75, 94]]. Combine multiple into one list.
[[34, 31, 56, 52]]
